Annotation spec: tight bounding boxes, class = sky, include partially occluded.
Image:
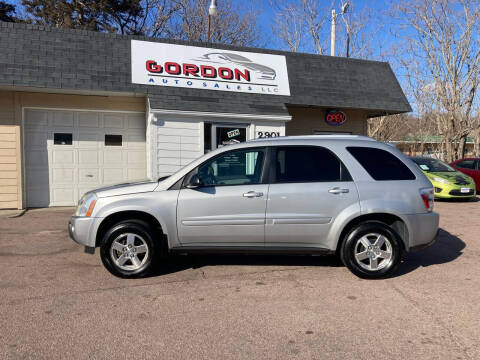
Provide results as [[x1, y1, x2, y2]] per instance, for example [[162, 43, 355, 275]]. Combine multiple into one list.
[[254, 0, 394, 56], [8, 0, 394, 58]]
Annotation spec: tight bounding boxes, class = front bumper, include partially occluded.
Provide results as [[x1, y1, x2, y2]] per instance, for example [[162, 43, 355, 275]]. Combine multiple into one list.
[[404, 211, 439, 251], [68, 216, 98, 248], [432, 184, 476, 198]]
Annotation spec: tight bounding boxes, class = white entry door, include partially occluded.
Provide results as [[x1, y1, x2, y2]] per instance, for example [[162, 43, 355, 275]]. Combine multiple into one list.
[[24, 109, 147, 207]]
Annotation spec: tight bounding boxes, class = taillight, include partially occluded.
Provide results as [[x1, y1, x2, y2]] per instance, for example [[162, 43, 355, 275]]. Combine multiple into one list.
[[420, 188, 434, 212]]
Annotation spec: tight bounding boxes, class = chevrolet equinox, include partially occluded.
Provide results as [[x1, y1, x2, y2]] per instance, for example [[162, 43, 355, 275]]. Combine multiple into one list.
[[69, 135, 439, 279]]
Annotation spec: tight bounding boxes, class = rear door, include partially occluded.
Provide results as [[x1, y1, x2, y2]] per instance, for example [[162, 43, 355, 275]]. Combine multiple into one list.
[[265, 146, 359, 248]]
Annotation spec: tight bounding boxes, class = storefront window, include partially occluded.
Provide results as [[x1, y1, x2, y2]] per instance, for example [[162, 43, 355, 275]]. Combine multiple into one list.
[[204, 123, 212, 154], [215, 127, 246, 148], [204, 123, 248, 152]]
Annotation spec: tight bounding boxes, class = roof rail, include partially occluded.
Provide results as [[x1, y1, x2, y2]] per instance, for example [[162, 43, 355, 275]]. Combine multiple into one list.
[[249, 134, 375, 142]]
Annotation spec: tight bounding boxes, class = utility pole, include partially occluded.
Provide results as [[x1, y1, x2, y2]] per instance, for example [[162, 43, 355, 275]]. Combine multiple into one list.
[[330, 9, 336, 56], [331, 2, 350, 57]]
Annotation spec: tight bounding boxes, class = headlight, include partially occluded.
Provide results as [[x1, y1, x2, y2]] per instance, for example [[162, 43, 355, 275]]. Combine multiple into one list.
[[431, 176, 449, 185], [75, 193, 97, 217]]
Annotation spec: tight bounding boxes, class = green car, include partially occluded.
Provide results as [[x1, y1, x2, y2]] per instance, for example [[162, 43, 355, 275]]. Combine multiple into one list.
[[411, 156, 476, 199]]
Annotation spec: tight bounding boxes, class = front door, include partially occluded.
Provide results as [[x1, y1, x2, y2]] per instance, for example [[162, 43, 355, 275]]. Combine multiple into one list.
[[177, 147, 268, 247], [212, 124, 248, 149], [265, 146, 360, 248]]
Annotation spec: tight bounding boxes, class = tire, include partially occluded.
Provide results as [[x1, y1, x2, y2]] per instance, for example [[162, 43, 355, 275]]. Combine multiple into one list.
[[100, 220, 159, 278], [340, 221, 403, 279]]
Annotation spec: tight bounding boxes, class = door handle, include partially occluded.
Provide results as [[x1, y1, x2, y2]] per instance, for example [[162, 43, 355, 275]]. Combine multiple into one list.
[[243, 191, 264, 198], [329, 187, 349, 194]]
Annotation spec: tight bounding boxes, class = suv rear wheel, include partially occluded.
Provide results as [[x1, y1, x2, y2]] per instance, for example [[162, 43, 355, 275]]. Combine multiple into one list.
[[100, 220, 158, 278], [340, 221, 403, 279]]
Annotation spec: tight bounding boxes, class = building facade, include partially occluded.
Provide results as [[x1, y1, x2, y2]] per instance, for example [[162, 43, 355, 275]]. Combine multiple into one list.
[[0, 23, 411, 209]]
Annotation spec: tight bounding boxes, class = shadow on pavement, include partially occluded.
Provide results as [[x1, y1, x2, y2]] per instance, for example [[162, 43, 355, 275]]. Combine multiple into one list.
[[394, 228, 465, 277], [148, 228, 464, 278], [150, 253, 343, 277], [435, 196, 479, 203]]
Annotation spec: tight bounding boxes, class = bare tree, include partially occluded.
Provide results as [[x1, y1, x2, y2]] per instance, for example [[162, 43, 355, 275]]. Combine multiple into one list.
[[140, 0, 180, 37], [271, 1, 305, 52], [271, 0, 382, 59], [141, 0, 261, 46], [367, 113, 413, 143], [368, 111, 439, 156], [336, 3, 383, 59], [367, 114, 404, 142], [270, 0, 331, 54], [392, 0, 480, 162], [18, 0, 261, 46], [473, 116, 480, 156]]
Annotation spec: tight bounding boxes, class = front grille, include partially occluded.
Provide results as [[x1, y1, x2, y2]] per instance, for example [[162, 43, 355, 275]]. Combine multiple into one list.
[[449, 189, 474, 196]]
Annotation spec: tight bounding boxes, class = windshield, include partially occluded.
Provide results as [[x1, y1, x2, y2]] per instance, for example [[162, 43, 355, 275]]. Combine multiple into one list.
[[411, 157, 456, 172]]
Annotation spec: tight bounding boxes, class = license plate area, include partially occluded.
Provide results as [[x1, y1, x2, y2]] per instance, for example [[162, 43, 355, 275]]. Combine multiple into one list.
[[460, 188, 470, 193]]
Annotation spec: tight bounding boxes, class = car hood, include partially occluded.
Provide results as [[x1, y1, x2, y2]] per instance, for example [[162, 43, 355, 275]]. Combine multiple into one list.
[[426, 171, 473, 184], [93, 180, 159, 198]]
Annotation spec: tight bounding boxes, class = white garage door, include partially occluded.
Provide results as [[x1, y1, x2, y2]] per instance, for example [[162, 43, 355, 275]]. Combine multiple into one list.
[[25, 109, 147, 207]]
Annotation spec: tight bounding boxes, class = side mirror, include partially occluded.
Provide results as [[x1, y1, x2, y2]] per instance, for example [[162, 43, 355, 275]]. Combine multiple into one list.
[[186, 174, 203, 189]]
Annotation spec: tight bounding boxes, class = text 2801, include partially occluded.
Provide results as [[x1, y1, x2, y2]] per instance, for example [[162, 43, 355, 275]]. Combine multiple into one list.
[[257, 131, 280, 138]]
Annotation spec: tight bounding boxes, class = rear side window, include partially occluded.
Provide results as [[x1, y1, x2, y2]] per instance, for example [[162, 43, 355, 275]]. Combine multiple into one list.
[[347, 147, 416, 181], [273, 146, 352, 183]]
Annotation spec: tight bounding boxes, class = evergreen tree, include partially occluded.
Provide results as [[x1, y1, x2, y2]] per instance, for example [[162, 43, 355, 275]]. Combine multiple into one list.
[[22, 0, 143, 34], [0, 1, 17, 22]]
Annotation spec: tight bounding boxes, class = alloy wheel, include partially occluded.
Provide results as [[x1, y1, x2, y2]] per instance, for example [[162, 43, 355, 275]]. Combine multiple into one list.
[[110, 233, 149, 271], [353, 233, 393, 271]]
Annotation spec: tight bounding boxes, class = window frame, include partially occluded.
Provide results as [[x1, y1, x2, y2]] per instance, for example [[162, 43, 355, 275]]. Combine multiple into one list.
[[268, 145, 353, 184], [182, 146, 271, 189]]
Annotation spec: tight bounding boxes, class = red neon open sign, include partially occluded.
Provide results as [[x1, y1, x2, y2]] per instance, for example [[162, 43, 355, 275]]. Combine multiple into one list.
[[325, 110, 346, 126]]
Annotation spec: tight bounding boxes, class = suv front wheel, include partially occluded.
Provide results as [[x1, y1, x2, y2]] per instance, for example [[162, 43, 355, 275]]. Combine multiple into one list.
[[340, 221, 403, 279], [100, 221, 157, 278]]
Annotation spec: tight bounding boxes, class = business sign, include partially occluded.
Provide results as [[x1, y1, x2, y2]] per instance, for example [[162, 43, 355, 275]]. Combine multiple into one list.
[[325, 110, 347, 126], [131, 40, 290, 96], [227, 129, 240, 138]]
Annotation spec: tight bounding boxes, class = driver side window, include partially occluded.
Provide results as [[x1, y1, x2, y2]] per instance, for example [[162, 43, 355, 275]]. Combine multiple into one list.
[[195, 148, 265, 186]]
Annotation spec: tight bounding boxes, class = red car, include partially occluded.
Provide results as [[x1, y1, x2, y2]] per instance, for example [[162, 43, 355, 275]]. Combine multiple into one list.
[[450, 158, 480, 191]]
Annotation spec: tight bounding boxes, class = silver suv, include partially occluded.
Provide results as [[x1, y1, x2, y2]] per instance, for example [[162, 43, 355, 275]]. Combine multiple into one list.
[[69, 135, 439, 279]]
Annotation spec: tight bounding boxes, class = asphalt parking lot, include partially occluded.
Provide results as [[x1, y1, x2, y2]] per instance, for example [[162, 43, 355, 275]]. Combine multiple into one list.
[[0, 200, 479, 360]]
